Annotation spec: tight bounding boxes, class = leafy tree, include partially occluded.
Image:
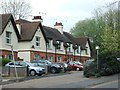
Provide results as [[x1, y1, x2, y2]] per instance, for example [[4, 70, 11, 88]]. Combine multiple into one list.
[[0, 0, 32, 19], [70, 19, 97, 38], [100, 27, 119, 55]]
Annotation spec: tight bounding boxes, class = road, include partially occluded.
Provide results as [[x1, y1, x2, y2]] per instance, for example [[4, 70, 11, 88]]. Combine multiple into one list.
[[1, 71, 119, 89]]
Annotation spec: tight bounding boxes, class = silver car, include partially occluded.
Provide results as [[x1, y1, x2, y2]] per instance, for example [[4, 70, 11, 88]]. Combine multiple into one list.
[[5, 61, 45, 76]]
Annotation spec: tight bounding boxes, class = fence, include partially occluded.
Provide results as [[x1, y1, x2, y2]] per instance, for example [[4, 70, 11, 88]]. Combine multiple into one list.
[[2, 66, 27, 77]]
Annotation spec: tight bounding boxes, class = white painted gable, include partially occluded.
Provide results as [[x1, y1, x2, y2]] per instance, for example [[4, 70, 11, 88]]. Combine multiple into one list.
[[0, 20, 18, 51]]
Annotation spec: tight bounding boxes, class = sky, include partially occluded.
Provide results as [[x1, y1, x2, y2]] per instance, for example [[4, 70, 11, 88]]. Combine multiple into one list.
[[28, 0, 116, 32]]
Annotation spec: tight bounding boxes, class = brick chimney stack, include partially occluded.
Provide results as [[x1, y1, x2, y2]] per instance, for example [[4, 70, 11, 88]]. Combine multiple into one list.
[[32, 16, 43, 23], [15, 20, 21, 34], [54, 22, 63, 34]]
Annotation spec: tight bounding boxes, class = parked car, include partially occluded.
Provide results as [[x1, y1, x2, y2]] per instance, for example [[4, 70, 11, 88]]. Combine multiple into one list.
[[73, 61, 83, 65], [5, 61, 45, 76], [56, 62, 70, 72], [31, 60, 63, 74], [69, 61, 83, 71], [84, 59, 94, 67]]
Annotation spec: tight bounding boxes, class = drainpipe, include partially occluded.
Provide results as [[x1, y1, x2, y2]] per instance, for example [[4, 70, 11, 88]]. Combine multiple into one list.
[[45, 43, 48, 60], [55, 46, 57, 62]]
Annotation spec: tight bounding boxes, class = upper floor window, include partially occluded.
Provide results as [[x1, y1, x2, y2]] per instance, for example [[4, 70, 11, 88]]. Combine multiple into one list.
[[85, 47, 88, 55], [67, 43, 71, 52], [57, 41, 62, 50], [6, 31, 12, 44], [77, 46, 80, 54], [47, 39, 52, 49], [36, 36, 40, 47]]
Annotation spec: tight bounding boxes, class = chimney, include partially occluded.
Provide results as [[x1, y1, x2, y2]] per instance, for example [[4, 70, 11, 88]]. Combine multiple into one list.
[[15, 20, 21, 34], [32, 16, 43, 23], [54, 22, 63, 34]]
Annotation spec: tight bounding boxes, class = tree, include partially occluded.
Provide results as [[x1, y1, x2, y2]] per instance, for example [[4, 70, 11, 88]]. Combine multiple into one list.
[[0, 0, 32, 19], [70, 1, 119, 58], [70, 19, 98, 37], [100, 27, 119, 55]]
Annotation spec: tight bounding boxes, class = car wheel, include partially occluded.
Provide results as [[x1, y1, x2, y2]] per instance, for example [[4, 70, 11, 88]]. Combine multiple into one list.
[[30, 70, 36, 76], [50, 68, 57, 74]]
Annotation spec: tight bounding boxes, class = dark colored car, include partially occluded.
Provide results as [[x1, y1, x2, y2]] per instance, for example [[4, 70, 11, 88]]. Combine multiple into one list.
[[31, 60, 63, 74], [69, 61, 83, 71], [56, 62, 70, 72]]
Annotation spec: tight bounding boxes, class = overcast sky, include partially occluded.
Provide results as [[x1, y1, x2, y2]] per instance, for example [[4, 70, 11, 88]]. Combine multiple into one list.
[[29, 0, 116, 32]]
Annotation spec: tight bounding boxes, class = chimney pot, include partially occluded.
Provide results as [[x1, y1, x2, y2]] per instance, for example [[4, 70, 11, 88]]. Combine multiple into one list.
[[54, 22, 63, 26], [32, 16, 43, 20], [54, 22, 63, 34], [32, 16, 43, 23]]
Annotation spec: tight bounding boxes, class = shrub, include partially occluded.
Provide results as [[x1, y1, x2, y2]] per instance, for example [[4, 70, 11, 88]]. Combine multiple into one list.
[[95, 73, 101, 78], [84, 61, 98, 77], [84, 51, 120, 77], [1, 58, 11, 66]]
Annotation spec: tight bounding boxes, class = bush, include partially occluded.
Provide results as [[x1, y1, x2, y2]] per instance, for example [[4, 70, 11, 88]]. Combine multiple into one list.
[[1, 58, 11, 66], [84, 51, 120, 77], [84, 61, 98, 78]]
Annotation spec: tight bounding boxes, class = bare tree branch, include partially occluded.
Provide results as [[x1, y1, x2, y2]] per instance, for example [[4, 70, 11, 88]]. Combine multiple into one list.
[[0, 0, 32, 20]]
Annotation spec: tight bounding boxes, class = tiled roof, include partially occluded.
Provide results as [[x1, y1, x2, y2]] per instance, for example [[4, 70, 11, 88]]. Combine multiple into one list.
[[74, 37, 89, 50], [42, 26, 89, 49], [15, 19, 30, 24], [43, 26, 65, 45], [63, 32, 76, 44], [0, 14, 21, 39], [20, 22, 39, 41], [19, 22, 48, 42]]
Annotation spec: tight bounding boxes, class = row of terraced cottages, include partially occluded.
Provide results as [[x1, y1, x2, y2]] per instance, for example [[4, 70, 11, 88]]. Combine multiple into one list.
[[0, 14, 91, 64]]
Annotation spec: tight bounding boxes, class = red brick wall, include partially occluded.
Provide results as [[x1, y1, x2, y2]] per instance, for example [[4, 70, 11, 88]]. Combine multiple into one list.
[[0, 50, 18, 60], [30, 51, 47, 62]]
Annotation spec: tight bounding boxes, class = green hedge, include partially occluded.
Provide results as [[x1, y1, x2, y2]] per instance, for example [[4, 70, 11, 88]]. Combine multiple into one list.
[[0, 58, 11, 66]]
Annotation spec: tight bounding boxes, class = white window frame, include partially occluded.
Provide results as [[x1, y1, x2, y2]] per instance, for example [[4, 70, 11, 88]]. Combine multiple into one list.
[[7, 54, 12, 60], [67, 43, 71, 52], [77, 46, 80, 54], [47, 39, 52, 49], [48, 56, 53, 62], [6, 31, 12, 44], [34, 54, 39, 60], [57, 56, 61, 62], [36, 36, 40, 47], [57, 41, 62, 50]]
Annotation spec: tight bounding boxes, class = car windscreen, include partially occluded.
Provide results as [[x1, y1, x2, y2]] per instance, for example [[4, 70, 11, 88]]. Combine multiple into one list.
[[26, 62, 36, 67]]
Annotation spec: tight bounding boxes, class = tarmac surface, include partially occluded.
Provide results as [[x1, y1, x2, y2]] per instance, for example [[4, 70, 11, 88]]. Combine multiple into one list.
[[0, 71, 119, 89]]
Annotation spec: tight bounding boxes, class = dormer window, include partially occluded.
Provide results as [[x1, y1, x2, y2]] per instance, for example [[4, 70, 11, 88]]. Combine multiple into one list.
[[57, 41, 62, 50], [36, 36, 40, 47], [6, 31, 12, 44], [77, 46, 80, 54], [85, 47, 88, 55], [67, 43, 71, 52], [47, 39, 52, 49]]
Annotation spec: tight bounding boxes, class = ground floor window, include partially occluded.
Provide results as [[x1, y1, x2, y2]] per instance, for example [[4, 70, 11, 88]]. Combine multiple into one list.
[[34, 54, 39, 60], [48, 56, 53, 62], [69, 57, 72, 62], [7, 54, 12, 60], [57, 56, 61, 62]]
